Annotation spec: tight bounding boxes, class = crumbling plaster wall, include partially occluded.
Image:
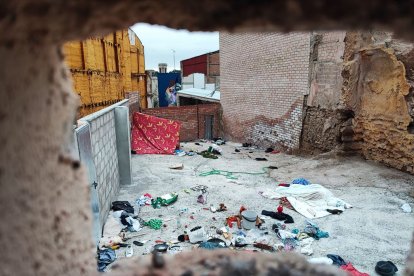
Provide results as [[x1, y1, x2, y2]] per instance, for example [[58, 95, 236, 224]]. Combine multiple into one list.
[[2, 1, 414, 275], [342, 32, 414, 174], [301, 31, 350, 153]]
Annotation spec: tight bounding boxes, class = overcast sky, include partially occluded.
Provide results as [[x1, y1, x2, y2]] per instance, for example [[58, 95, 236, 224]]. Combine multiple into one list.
[[131, 23, 219, 71]]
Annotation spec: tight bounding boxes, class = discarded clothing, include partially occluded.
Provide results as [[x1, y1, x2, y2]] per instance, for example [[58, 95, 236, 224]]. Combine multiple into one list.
[[327, 254, 347, 266], [131, 112, 181, 154], [199, 150, 218, 159], [292, 178, 311, 185], [340, 263, 370, 276], [261, 210, 294, 224], [308, 257, 333, 265], [326, 209, 343, 215], [199, 240, 227, 250], [255, 158, 268, 161], [303, 220, 329, 240], [136, 193, 152, 206], [300, 237, 314, 256], [111, 201, 134, 214], [260, 184, 352, 218], [375, 261, 398, 276], [97, 249, 116, 272]]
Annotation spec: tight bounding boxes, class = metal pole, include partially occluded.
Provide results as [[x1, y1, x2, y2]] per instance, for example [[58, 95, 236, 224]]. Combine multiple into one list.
[[172, 49, 176, 70]]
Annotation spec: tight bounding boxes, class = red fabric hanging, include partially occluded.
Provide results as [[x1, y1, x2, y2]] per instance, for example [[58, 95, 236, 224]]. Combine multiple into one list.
[[131, 112, 181, 154]]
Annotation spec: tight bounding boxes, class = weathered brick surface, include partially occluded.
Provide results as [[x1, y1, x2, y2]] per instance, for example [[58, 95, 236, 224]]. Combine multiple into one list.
[[308, 31, 346, 109], [125, 92, 140, 121], [220, 32, 310, 149], [141, 104, 221, 141], [207, 51, 220, 85]]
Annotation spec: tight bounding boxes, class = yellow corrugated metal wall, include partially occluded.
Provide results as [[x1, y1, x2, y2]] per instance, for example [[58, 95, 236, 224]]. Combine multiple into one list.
[[63, 29, 146, 114]]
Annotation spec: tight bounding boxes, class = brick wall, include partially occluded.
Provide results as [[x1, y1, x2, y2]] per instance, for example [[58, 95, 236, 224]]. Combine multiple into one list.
[[207, 52, 220, 85], [220, 32, 310, 149], [141, 103, 221, 141], [307, 31, 346, 109], [125, 92, 140, 121]]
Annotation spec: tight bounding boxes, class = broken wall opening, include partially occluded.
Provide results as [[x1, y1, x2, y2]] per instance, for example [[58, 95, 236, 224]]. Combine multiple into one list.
[[3, 1, 414, 275]]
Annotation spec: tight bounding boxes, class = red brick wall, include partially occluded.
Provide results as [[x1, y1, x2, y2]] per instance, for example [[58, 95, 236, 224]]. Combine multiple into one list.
[[207, 52, 220, 85], [141, 103, 221, 141], [125, 92, 140, 121], [220, 32, 310, 149]]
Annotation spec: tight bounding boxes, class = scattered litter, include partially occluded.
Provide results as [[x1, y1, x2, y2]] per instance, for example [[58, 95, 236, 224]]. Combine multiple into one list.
[[303, 220, 329, 240], [291, 178, 311, 185], [261, 210, 294, 224], [210, 204, 217, 213], [308, 257, 333, 265], [169, 163, 184, 170], [188, 226, 207, 243], [199, 239, 227, 250], [327, 254, 347, 266], [265, 147, 274, 153], [174, 149, 186, 157], [341, 263, 369, 276], [199, 167, 267, 180], [401, 203, 412, 213], [299, 237, 314, 256], [145, 219, 163, 230], [214, 139, 225, 145], [125, 245, 133, 257], [241, 210, 258, 230], [97, 248, 116, 272], [326, 209, 343, 215], [375, 261, 398, 276], [199, 150, 219, 159], [197, 193, 208, 204], [99, 236, 123, 249], [151, 193, 178, 208], [111, 201, 134, 214], [136, 193, 152, 206], [260, 184, 352, 218], [255, 157, 268, 161], [133, 241, 144, 246], [153, 243, 169, 253], [217, 203, 227, 212]]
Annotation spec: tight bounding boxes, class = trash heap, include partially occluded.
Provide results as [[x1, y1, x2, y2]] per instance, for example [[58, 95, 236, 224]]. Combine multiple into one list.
[[96, 141, 401, 275]]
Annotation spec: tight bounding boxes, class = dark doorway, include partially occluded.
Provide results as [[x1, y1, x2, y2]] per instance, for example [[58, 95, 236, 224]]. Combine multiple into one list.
[[204, 115, 214, 140]]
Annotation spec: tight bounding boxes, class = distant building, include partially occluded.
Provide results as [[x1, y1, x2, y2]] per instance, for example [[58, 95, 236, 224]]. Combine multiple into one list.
[[181, 50, 220, 89], [146, 70, 159, 108], [63, 29, 147, 117], [158, 63, 168, 73]]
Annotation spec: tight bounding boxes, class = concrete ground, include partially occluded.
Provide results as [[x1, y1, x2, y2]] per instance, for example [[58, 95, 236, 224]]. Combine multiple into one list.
[[105, 141, 414, 275]]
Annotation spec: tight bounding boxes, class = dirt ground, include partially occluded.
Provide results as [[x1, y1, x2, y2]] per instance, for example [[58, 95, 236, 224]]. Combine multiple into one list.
[[104, 141, 414, 275]]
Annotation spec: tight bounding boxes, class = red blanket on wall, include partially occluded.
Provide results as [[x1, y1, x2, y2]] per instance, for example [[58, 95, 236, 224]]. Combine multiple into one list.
[[131, 112, 181, 154]]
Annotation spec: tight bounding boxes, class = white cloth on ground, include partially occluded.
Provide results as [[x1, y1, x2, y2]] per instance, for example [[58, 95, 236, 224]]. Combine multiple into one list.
[[261, 184, 352, 218]]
